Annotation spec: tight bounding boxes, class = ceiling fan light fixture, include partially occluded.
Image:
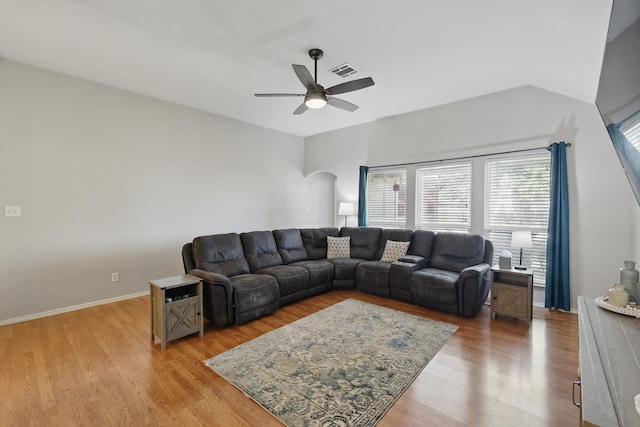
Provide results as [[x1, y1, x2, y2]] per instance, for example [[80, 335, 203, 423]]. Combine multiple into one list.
[[305, 92, 327, 109]]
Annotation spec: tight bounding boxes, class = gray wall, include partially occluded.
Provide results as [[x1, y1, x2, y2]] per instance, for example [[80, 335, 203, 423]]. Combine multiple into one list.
[[306, 85, 640, 310], [0, 59, 334, 323], [2, 59, 638, 321]]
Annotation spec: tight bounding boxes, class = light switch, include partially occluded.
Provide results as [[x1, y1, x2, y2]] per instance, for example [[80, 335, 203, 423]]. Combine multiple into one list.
[[4, 206, 21, 217]]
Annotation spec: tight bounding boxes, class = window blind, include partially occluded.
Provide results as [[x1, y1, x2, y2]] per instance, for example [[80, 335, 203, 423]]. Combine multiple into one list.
[[485, 155, 550, 284], [620, 111, 640, 150], [366, 168, 406, 228], [415, 162, 471, 232]]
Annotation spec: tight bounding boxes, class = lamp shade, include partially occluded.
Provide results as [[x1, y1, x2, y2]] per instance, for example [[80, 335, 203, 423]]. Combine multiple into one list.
[[338, 202, 355, 216], [510, 230, 533, 249]]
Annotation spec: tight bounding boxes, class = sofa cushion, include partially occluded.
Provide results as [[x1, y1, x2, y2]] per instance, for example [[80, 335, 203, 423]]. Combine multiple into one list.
[[330, 258, 362, 284], [300, 228, 340, 259], [256, 264, 310, 297], [273, 228, 308, 264], [380, 240, 411, 263], [291, 259, 334, 289], [355, 261, 393, 297], [340, 227, 383, 260], [327, 236, 351, 259], [192, 233, 250, 277], [429, 232, 486, 273], [240, 231, 284, 272], [408, 229, 436, 260], [410, 268, 459, 313]]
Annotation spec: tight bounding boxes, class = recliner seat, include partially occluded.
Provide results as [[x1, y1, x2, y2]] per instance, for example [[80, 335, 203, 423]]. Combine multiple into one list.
[[273, 228, 334, 297], [240, 231, 310, 306], [355, 228, 414, 297], [409, 232, 493, 316], [189, 233, 279, 327]]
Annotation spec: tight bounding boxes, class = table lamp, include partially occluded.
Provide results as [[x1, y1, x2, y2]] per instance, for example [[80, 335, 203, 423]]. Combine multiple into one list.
[[338, 202, 355, 227], [510, 230, 533, 270]]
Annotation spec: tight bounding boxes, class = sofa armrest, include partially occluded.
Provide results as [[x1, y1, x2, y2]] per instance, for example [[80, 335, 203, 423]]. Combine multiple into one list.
[[189, 268, 232, 288], [389, 261, 426, 302], [188, 268, 234, 327], [397, 255, 427, 269], [458, 263, 491, 281], [457, 263, 492, 317]]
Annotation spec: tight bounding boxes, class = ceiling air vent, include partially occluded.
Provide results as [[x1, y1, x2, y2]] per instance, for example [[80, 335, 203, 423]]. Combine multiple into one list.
[[329, 63, 359, 78]]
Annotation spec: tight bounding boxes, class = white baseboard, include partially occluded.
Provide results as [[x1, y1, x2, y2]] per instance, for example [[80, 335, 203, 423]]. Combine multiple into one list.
[[0, 291, 148, 327]]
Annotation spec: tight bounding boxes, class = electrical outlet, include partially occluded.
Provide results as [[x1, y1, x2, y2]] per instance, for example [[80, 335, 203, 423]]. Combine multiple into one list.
[[111, 272, 119, 283], [4, 206, 21, 217]]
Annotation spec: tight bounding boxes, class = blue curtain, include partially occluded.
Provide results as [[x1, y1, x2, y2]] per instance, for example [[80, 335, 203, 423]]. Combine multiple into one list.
[[545, 142, 570, 311], [358, 166, 368, 226]]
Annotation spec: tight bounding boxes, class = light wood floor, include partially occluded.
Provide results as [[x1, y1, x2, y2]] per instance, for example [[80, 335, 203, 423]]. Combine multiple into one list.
[[1, 290, 581, 426]]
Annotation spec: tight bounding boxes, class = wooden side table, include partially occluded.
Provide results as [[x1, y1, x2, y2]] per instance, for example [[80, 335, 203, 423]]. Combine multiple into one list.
[[490, 267, 533, 324], [149, 274, 203, 350]]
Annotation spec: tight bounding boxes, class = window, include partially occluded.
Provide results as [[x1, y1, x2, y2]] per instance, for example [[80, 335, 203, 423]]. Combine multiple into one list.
[[485, 155, 550, 284], [615, 111, 640, 206], [366, 168, 406, 228], [620, 111, 640, 151], [415, 162, 471, 232]]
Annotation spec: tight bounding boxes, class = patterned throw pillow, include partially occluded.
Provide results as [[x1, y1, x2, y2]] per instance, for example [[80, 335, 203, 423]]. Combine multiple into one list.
[[326, 236, 351, 259], [380, 240, 410, 263]]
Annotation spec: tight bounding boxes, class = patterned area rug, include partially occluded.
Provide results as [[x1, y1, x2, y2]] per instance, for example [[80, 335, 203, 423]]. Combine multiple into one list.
[[204, 299, 458, 427]]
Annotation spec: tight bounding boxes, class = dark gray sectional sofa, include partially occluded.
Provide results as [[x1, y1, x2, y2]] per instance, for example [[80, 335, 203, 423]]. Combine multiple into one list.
[[182, 227, 493, 328]]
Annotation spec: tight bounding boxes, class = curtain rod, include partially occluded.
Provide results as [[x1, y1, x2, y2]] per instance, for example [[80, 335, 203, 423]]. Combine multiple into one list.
[[368, 142, 571, 169]]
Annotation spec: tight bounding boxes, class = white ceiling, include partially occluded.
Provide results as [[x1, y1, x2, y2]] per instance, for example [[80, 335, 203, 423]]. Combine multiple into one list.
[[0, 0, 613, 137]]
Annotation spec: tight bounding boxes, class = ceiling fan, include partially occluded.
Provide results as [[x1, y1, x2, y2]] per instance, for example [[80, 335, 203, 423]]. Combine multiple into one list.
[[255, 48, 375, 115]]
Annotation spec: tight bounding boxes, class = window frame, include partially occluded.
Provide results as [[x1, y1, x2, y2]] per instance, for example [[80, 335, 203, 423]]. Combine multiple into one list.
[[415, 160, 472, 233], [484, 152, 551, 285], [365, 166, 407, 229]]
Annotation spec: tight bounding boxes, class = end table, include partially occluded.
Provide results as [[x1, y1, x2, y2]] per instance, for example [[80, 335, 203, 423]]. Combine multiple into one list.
[[490, 267, 534, 325], [149, 274, 203, 350]]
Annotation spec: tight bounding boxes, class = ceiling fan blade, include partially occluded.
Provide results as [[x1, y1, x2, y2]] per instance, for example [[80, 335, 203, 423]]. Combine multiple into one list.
[[325, 77, 375, 95], [255, 93, 305, 97], [327, 97, 359, 112], [292, 64, 317, 90], [293, 103, 308, 115]]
